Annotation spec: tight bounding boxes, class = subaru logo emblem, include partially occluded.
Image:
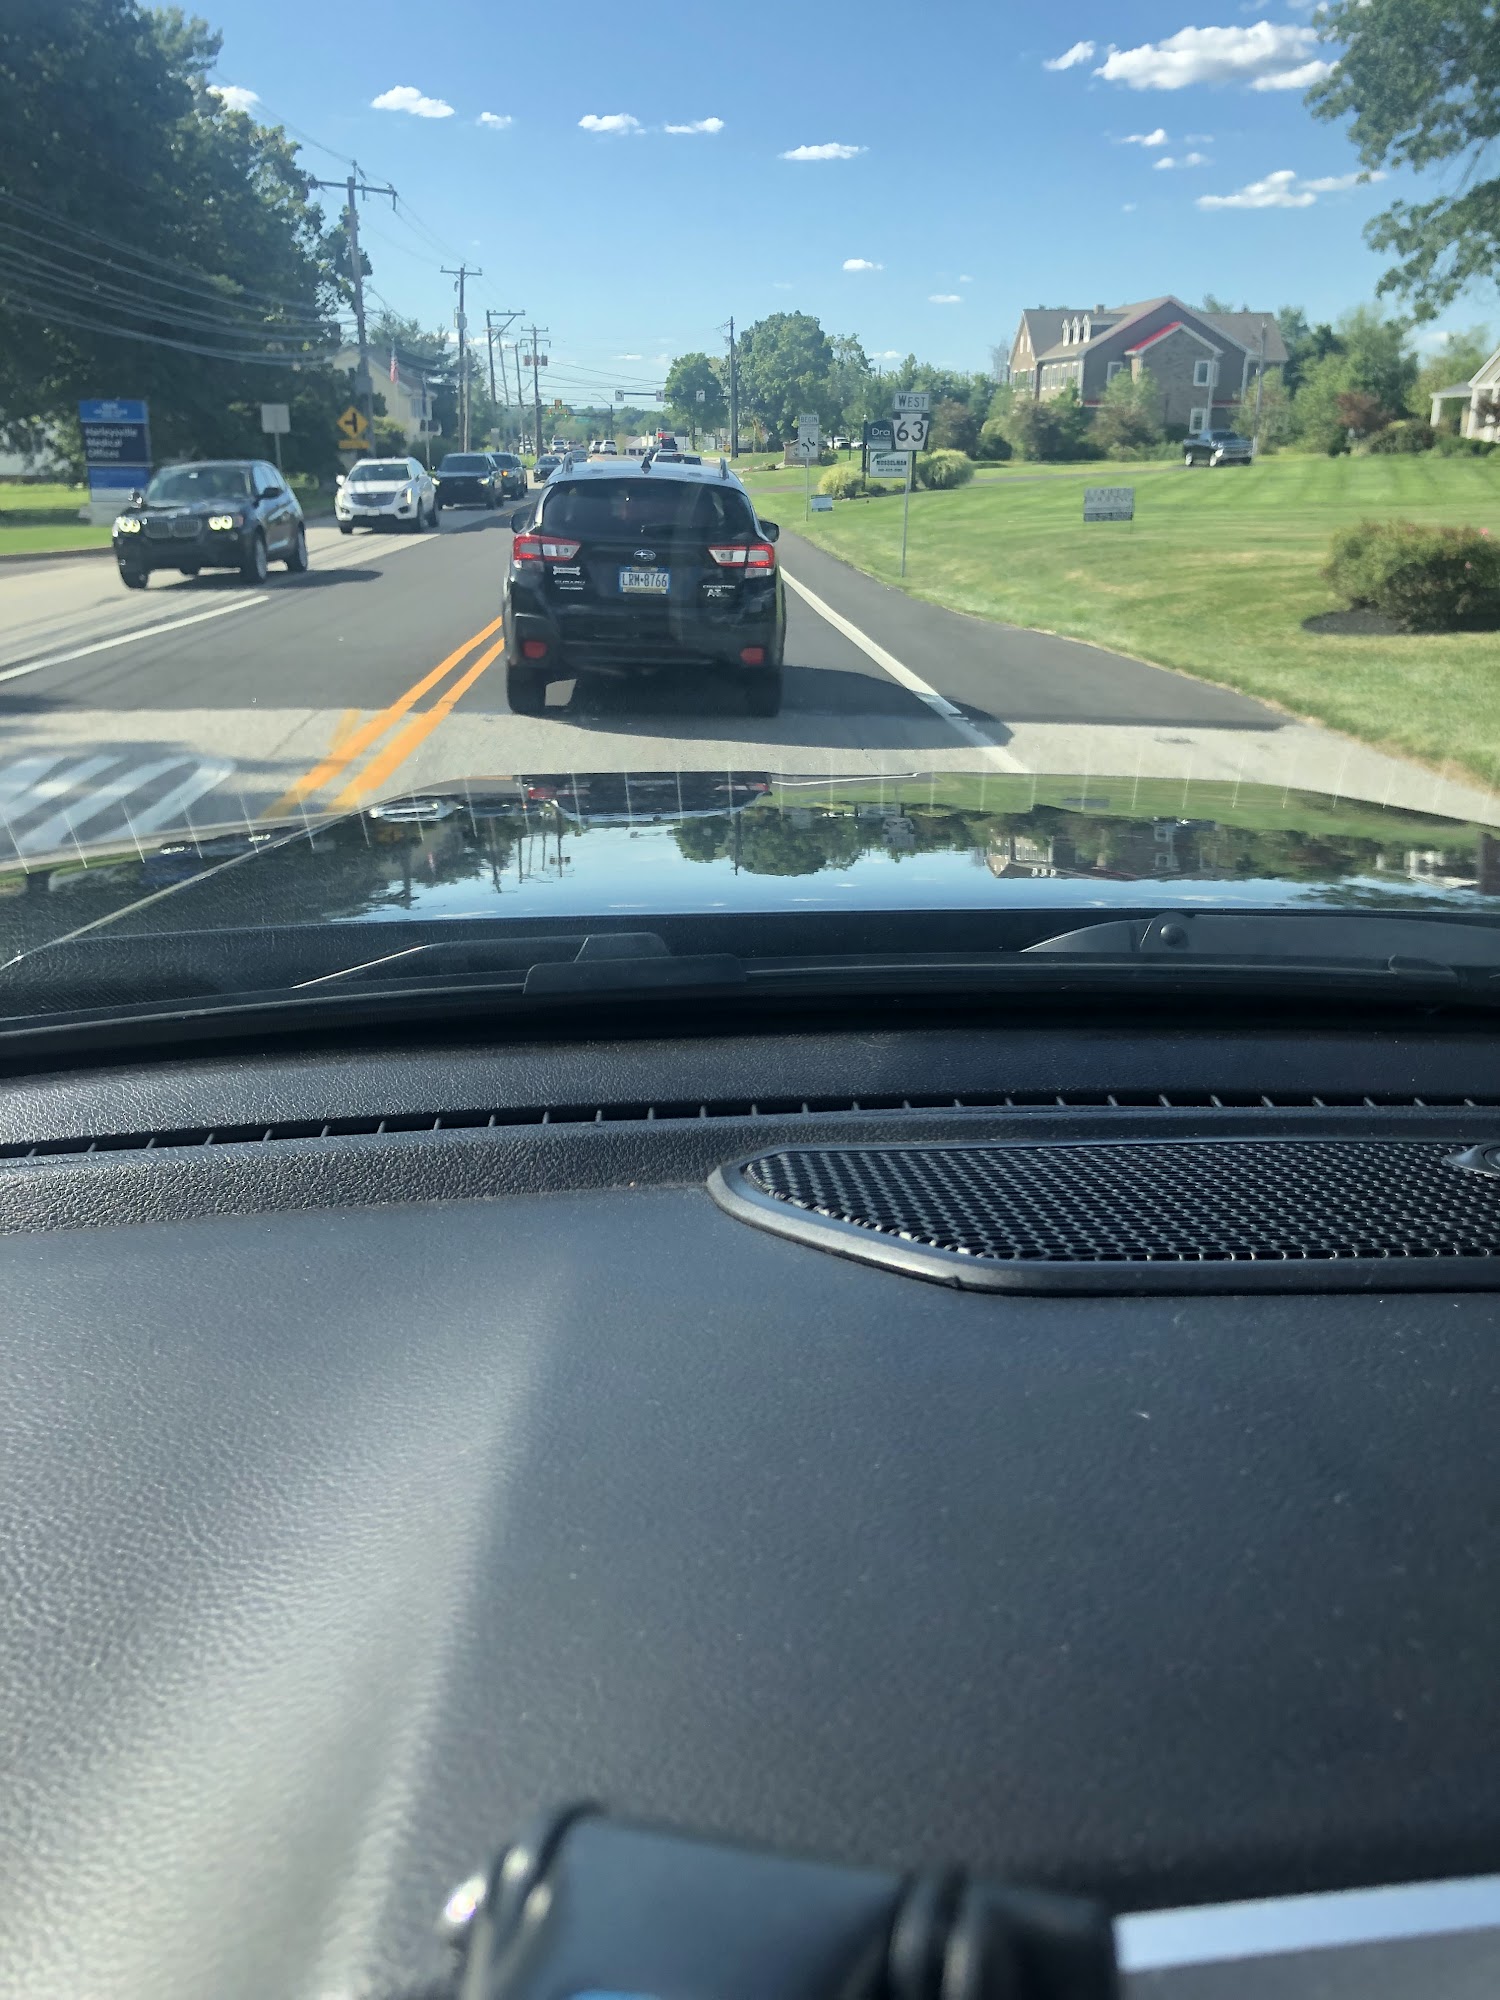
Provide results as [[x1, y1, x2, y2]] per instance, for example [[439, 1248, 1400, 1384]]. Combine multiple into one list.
[[634, 549, 656, 561]]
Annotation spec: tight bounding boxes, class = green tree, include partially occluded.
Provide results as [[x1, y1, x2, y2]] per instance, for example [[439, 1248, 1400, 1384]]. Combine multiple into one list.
[[1001, 384, 1096, 461], [1310, 0, 1500, 317], [930, 397, 979, 455], [736, 312, 836, 440], [1091, 367, 1164, 458], [0, 0, 348, 470], [664, 351, 725, 445], [1276, 305, 1345, 397], [1229, 371, 1293, 449], [1335, 304, 1418, 414], [826, 333, 873, 432]]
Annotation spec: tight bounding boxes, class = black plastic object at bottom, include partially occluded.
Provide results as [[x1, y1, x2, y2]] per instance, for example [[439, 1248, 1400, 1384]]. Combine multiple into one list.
[[452, 1806, 1117, 1999]]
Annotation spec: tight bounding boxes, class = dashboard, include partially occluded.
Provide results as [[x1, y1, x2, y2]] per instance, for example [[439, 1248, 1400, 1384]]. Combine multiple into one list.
[[3, 1018, 1500, 1997]]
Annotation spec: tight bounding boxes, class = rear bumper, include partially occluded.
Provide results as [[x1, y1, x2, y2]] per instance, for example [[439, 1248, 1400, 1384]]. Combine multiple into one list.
[[504, 597, 783, 677]]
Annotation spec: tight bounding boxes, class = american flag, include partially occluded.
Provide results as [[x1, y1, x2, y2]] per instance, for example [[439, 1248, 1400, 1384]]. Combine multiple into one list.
[[389, 347, 398, 385]]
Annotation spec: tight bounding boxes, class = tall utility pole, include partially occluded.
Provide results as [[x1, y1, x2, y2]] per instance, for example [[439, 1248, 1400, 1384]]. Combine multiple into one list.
[[727, 315, 740, 459], [310, 165, 397, 423], [485, 308, 524, 445], [524, 325, 549, 458], [442, 264, 482, 449]]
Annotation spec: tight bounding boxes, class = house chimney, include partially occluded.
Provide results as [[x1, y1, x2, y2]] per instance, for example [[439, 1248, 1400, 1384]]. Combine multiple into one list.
[[1095, 303, 1105, 312]]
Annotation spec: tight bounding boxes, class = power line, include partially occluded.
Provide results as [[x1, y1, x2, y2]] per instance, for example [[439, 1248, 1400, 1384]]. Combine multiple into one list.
[[0, 282, 341, 367]]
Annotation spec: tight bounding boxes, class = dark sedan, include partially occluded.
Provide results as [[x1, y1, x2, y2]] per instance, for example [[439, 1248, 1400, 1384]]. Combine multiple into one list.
[[486, 452, 528, 500], [111, 459, 306, 588], [501, 458, 786, 717], [434, 452, 499, 510]]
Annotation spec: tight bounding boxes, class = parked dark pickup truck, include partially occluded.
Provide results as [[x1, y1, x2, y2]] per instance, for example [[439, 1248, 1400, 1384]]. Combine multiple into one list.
[[1184, 428, 1254, 467]]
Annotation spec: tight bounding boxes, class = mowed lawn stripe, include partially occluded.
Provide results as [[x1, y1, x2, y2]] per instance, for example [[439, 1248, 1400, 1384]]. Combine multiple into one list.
[[746, 456, 1500, 792]]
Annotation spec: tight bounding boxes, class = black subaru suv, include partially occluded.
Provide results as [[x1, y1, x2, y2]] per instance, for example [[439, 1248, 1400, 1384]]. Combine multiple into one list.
[[111, 459, 306, 588], [501, 458, 785, 716]]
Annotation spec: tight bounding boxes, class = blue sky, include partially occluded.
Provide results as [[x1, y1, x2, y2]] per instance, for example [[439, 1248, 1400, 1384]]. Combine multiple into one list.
[[204, 0, 1489, 400]]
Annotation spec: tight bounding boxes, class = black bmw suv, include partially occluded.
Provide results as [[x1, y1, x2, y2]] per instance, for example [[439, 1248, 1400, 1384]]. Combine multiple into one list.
[[434, 452, 499, 509], [111, 459, 306, 588], [501, 458, 786, 716]]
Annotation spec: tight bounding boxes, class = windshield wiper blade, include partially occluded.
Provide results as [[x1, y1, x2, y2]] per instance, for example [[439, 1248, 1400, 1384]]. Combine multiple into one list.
[[1023, 912, 1500, 979]]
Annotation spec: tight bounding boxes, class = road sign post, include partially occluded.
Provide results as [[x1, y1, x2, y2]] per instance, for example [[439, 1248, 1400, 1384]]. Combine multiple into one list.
[[887, 394, 933, 577], [796, 414, 820, 519], [901, 452, 913, 576], [260, 402, 290, 474], [79, 398, 151, 525]]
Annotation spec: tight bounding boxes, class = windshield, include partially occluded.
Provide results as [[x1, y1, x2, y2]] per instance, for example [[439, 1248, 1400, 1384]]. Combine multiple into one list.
[[4, 0, 1500, 1010], [541, 480, 757, 538], [142, 464, 252, 504]]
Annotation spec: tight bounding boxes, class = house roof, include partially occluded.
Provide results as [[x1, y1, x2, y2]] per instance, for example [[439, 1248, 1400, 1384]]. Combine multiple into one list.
[[1200, 312, 1289, 365], [1021, 298, 1289, 368], [1431, 381, 1476, 400], [1125, 319, 1220, 357]]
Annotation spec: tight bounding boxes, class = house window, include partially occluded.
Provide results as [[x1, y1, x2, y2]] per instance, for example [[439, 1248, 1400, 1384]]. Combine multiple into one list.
[[1193, 358, 1214, 388], [1106, 362, 1124, 383], [1189, 406, 1208, 432]]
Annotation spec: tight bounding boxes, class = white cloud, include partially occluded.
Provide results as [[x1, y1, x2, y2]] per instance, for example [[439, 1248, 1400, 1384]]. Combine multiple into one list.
[[1122, 202, 1138, 212], [477, 111, 513, 129], [1197, 165, 1384, 208], [1122, 127, 1169, 146], [208, 84, 259, 113], [615, 353, 643, 361], [1251, 58, 1333, 90], [1095, 22, 1326, 91], [772, 281, 794, 290], [579, 112, 640, 134], [843, 257, 882, 271], [929, 293, 963, 304], [1154, 150, 1209, 169], [780, 141, 864, 161], [664, 116, 724, 133], [1045, 40, 1095, 69], [959, 273, 973, 282], [874, 350, 903, 360], [371, 84, 455, 118], [1185, 131, 1214, 142]]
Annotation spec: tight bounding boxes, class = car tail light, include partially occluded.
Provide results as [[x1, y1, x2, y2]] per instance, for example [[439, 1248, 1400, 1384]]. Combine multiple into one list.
[[708, 545, 748, 566], [521, 639, 549, 660], [739, 647, 765, 666], [708, 542, 776, 569], [745, 543, 776, 569], [513, 533, 582, 563]]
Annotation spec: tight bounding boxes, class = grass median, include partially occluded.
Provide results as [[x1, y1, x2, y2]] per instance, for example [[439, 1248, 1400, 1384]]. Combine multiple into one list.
[[739, 455, 1500, 793]]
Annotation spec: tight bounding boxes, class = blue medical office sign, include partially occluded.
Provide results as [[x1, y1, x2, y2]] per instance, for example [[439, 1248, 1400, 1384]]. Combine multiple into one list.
[[78, 398, 152, 510]]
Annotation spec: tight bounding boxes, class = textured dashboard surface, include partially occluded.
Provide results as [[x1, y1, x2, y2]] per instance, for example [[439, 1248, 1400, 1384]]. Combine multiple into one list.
[[5, 1179, 1500, 1999]]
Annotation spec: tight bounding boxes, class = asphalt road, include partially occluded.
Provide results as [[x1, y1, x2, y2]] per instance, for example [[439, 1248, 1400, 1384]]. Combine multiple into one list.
[[0, 494, 1494, 864]]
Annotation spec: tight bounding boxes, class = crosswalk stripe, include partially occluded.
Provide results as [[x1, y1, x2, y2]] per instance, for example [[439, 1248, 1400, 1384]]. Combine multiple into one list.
[[126, 759, 236, 834], [7, 754, 123, 820], [14, 758, 188, 856], [0, 754, 70, 812]]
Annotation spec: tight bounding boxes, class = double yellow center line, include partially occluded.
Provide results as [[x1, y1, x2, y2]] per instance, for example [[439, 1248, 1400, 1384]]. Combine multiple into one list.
[[266, 616, 504, 819]]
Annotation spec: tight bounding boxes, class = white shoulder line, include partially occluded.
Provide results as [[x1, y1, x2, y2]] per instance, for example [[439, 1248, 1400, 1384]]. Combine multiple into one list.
[[0, 594, 268, 685], [780, 567, 1026, 771]]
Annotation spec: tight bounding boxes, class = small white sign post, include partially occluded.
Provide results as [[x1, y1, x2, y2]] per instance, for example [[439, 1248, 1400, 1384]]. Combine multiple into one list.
[[890, 394, 934, 577], [260, 401, 290, 474], [796, 413, 821, 517]]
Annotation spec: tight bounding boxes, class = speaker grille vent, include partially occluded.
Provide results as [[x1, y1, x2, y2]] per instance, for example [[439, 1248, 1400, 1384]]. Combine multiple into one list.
[[714, 1138, 1500, 1293]]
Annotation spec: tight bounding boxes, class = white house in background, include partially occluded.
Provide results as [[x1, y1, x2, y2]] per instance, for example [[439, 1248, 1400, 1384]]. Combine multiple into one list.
[[332, 346, 434, 441], [1429, 340, 1500, 439]]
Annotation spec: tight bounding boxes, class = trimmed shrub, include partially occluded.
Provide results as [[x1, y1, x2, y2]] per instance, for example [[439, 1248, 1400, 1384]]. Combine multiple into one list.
[[818, 464, 897, 499], [914, 449, 975, 490], [976, 417, 1013, 461], [1366, 418, 1435, 454], [1432, 431, 1498, 458], [1323, 519, 1500, 631]]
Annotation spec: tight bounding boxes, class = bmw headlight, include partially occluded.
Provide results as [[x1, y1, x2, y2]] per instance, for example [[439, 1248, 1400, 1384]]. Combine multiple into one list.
[[207, 513, 238, 531], [114, 515, 142, 534]]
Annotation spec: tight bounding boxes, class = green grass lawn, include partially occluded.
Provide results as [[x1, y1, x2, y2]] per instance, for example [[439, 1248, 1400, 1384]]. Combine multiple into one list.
[[0, 482, 110, 555], [739, 456, 1500, 793]]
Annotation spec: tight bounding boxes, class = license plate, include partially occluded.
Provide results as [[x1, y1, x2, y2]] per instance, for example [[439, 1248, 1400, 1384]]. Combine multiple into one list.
[[619, 568, 670, 595]]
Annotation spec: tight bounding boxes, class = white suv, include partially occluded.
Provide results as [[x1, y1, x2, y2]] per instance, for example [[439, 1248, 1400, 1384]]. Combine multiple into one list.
[[335, 456, 438, 533]]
